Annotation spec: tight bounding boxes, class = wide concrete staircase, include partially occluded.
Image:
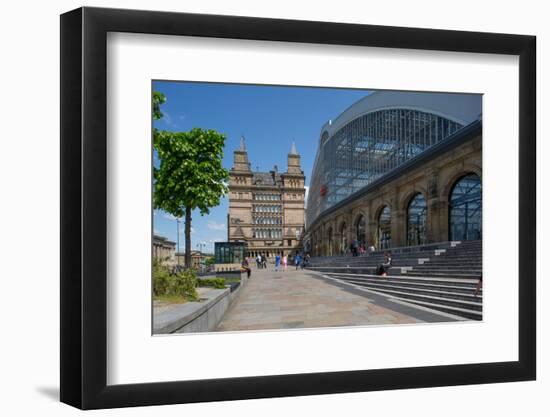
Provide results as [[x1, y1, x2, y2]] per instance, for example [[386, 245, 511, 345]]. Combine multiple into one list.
[[306, 240, 482, 320], [406, 240, 481, 279]]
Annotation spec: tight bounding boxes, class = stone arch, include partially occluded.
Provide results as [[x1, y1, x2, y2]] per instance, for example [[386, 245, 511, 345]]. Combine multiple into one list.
[[399, 187, 428, 245], [374, 203, 392, 250], [447, 172, 482, 241], [352, 209, 368, 247], [336, 216, 347, 233], [441, 164, 482, 201], [404, 191, 428, 246], [372, 200, 392, 224], [336, 218, 348, 254], [351, 209, 368, 231], [399, 186, 429, 212]]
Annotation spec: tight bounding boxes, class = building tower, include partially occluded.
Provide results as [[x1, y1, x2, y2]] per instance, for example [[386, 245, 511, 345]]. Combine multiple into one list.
[[281, 142, 306, 249], [227, 139, 306, 259], [228, 137, 253, 243], [232, 136, 251, 172]]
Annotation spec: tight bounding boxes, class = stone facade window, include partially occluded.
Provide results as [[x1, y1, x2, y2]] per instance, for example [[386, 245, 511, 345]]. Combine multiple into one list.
[[449, 173, 482, 241], [407, 193, 427, 246], [378, 206, 392, 249]]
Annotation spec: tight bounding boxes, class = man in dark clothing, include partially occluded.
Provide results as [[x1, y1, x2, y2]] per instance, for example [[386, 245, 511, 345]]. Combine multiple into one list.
[[261, 254, 267, 269], [241, 258, 251, 278], [377, 252, 392, 277]]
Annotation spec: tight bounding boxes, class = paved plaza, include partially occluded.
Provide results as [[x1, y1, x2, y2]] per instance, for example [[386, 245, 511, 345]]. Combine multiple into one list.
[[215, 267, 435, 332]]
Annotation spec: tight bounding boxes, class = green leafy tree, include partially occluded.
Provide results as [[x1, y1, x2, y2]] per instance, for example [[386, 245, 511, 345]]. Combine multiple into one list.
[[153, 91, 166, 120], [153, 93, 229, 268]]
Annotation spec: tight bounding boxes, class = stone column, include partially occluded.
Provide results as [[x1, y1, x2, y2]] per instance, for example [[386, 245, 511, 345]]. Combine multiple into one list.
[[368, 219, 377, 248], [334, 219, 341, 254], [424, 167, 447, 243], [385, 192, 402, 248], [330, 216, 338, 256], [392, 208, 406, 248], [320, 223, 326, 256], [316, 230, 320, 256], [345, 211, 353, 252], [428, 198, 449, 242]]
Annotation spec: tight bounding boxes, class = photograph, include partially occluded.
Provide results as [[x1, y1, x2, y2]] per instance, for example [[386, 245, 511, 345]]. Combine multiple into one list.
[[151, 81, 483, 335]]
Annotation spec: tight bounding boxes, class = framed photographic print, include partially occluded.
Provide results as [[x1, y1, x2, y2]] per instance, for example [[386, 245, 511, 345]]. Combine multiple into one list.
[[60, 6, 536, 409]]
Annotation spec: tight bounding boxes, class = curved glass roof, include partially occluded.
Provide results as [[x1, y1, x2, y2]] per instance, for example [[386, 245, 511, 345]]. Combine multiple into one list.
[[306, 102, 480, 227]]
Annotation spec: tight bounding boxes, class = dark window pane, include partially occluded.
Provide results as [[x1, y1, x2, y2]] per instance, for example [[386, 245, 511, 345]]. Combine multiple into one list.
[[407, 193, 427, 246], [449, 174, 482, 241]]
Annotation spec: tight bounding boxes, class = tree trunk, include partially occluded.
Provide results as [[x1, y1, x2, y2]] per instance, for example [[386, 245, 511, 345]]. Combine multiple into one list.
[[185, 206, 192, 269]]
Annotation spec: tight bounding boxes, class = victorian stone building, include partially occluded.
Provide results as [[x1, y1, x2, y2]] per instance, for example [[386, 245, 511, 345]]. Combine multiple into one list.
[[227, 138, 306, 258], [305, 91, 482, 256], [152, 234, 176, 264]]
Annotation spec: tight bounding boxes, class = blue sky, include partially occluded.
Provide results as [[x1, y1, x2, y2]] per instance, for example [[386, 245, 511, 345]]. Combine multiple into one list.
[[153, 80, 369, 254]]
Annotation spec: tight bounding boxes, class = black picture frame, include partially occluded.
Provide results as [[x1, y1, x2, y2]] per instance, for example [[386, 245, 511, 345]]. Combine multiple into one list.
[[60, 6, 536, 410]]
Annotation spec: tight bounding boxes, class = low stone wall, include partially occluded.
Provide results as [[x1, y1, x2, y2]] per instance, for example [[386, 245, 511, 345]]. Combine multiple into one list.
[[153, 273, 248, 334]]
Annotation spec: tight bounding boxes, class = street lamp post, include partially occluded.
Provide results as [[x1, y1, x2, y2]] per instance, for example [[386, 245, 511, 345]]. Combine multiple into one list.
[[196, 242, 206, 273]]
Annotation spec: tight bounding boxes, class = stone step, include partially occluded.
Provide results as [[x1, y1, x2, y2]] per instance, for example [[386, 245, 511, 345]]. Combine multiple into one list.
[[328, 274, 482, 292], [309, 241, 483, 285], [418, 262, 482, 267], [338, 278, 483, 303], [411, 267, 482, 273], [406, 271, 482, 279], [390, 297, 482, 321], [321, 274, 483, 319], [312, 256, 481, 263], [311, 263, 482, 271], [322, 272, 479, 286], [311, 254, 482, 263], [344, 284, 482, 312]]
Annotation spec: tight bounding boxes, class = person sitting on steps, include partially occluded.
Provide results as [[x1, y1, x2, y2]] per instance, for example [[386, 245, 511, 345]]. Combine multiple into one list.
[[376, 251, 392, 277]]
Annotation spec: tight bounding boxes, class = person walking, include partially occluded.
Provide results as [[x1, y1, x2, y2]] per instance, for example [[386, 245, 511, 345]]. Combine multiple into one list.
[[304, 253, 310, 268], [282, 255, 288, 271], [274, 254, 281, 272], [295, 254, 302, 270], [261, 254, 267, 269], [256, 254, 262, 269], [241, 257, 251, 278]]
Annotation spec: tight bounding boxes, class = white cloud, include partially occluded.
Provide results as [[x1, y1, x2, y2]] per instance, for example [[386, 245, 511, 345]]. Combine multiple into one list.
[[163, 213, 180, 221], [161, 111, 186, 129], [162, 111, 176, 128], [208, 237, 225, 243], [207, 220, 226, 231]]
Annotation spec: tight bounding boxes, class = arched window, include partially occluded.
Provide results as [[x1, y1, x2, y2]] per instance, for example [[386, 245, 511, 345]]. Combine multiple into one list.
[[449, 173, 482, 240], [378, 206, 391, 249], [327, 228, 333, 256], [407, 193, 427, 246], [340, 222, 347, 254], [356, 215, 366, 246]]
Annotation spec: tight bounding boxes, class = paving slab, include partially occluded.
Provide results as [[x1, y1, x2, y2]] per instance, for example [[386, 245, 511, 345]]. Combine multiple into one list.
[[215, 267, 425, 332]]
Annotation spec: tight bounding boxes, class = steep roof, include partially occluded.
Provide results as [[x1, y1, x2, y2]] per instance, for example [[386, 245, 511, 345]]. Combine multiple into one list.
[[252, 171, 282, 186]]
